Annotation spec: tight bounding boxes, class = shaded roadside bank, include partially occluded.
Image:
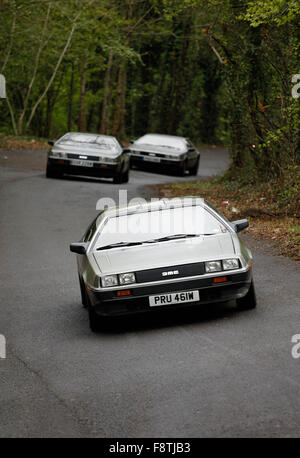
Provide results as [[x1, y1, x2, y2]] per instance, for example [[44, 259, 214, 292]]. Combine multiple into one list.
[[156, 173, 300, 261]]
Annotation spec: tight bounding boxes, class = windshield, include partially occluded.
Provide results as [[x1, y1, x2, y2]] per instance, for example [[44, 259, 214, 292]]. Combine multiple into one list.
[[94, 206, 227, 250], [135, 135, 186, 151], [58, 133, 120, 153]]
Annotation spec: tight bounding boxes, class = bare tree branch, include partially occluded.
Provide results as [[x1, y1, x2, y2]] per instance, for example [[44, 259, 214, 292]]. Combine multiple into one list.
[[5, 95, 18, 136], [18, 3, 52, 133]]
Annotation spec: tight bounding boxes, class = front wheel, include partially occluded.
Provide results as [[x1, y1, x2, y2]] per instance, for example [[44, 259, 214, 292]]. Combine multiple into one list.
[[121, 169, 129, 183], [189, 157, 200, 176], [46, 162, 63, 179], [88, 304, 102, 332], [79, 275, 87, 308], [113, 171, 123, 184], [236, 281, 257, 310], [177, 161, 186, 177]]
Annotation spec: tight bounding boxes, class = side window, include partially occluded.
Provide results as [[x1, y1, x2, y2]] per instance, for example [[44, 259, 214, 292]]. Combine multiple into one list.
[[186, 139, 195, 151], [205, 201, 232, 229], [83, 211, 106, 242], [82, 213, 103, 242]]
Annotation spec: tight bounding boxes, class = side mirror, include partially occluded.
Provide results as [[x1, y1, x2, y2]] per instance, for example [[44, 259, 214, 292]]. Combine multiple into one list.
[[129, 139, 135, 144], [70, 242, 89, 255], [188, 146, 195, 152], [48, 140, 55, 146], [231, 219, 249, 233]]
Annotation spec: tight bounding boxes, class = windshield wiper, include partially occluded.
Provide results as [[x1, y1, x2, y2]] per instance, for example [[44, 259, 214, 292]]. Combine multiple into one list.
[[97, 233, 217, 251], [146, 233, 218, 243], [96, 241, 143, 251], [144, 233, 203, 243], [153, 233, 199, 242]]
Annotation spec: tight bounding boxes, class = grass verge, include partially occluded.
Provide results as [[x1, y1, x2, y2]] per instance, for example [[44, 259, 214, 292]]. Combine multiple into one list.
[[157, 168, 300, 261], [0, 134, 48, 150]]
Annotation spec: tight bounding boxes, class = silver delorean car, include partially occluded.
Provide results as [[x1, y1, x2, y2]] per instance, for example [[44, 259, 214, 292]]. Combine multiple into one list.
[[70, 197, 256, 331], [46, 132, 130, 183], [128, 134, 200, 176]]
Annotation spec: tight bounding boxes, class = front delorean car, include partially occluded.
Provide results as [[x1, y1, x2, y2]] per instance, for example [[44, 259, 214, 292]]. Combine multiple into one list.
[[70, 197, 256, 331]]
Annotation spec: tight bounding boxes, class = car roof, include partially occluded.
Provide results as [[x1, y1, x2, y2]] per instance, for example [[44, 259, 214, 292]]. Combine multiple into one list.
[[58, 132, 118, 141], [101, 197, 207, 219], [136, 133, 187, 141]]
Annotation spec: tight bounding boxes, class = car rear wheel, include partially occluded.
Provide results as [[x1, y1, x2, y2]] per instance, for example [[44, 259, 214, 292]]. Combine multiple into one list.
[[189, 157, 200, 176], [46, 163, 63, 179], [236, 281, 257, 310]]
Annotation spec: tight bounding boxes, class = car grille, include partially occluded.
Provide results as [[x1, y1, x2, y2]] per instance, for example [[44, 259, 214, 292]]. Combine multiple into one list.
[[135, 262, 205, 283], [67, 153, 98, 161]]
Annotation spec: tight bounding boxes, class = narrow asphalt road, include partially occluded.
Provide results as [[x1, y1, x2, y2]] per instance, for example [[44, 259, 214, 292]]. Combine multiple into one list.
[[0, 148, 299, 437]]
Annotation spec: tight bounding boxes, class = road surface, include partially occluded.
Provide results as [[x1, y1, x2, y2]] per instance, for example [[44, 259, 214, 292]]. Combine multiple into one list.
[[0, 147, 299, 437]]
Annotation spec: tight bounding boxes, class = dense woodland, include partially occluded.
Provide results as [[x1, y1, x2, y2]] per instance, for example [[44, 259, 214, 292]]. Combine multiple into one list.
[[0, 0, 299, 180]]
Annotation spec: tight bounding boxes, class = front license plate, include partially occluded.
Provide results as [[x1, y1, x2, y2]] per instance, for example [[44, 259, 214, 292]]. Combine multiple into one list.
[[143, 156, 160, 163], [149, 290, 199, 307], [71, 159, 93, 167]]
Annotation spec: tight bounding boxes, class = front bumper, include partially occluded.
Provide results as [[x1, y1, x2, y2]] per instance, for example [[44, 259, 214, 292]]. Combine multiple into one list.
[[88, 269, 252, 316], [48, 157, 120, 178]]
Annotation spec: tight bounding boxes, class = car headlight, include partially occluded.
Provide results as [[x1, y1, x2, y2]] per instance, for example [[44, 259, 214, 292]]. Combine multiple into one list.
[[222, 259, 239, 270], [119, 272, 136, 285], [100, 156, 118, 163], [50, 151, 66, 158], [101, 275, 118, 288], [205, 261, 222, 273]]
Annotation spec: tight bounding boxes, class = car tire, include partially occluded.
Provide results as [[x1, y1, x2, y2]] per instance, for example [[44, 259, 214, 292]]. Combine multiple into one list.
[[177, 161, 187, 177], [113, 171, 123, 184], [129, 158, 136, 169], [46, 163, 62, 179], [189, 157, 200, 176], [83, 286, 102, 332], [79, 275, 87, 308], [88, 306, 102, 333], [122, 169, 129, 183], [236, 281, 257, 310]]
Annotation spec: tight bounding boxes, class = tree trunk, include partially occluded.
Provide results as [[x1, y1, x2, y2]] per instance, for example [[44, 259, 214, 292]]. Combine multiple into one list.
[[68, 62, 74, 131], [25, 16, 80, 132], [168, 15, 191, 133], [78, 52, 88, 132], [112, 60, 127, 139], [100, 49, 113, 134]]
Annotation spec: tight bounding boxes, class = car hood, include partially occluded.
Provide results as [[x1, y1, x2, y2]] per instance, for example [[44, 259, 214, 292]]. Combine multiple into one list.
[[92, 233, 235, 275], [129, 143, 185, 157], [52, 143, 120, 158]]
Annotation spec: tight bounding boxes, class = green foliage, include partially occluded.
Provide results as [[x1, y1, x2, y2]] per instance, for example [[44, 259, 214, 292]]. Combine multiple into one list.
[[244, 0, 300, 27], [0, 0, 299, 182]]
